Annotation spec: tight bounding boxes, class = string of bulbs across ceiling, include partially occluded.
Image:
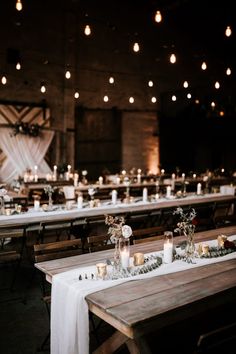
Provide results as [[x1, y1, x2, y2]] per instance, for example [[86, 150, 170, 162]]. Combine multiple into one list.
[[0, 0, 234, 112]]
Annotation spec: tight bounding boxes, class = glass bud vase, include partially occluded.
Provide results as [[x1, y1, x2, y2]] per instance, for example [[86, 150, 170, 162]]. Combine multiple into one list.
[[119, 236, 130, 269], [185, 232, 195, 260], [112, 238, 121, 278], [48, 193, 53, 210]]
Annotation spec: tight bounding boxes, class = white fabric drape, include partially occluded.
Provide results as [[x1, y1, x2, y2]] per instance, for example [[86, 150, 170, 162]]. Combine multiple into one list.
[[0, 128, 54, 183]]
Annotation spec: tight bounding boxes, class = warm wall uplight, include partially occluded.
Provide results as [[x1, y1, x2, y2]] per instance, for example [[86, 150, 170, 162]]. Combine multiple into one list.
[[195, 99, 200, 104], [129, 97, 134, 103], [154, 10, 162, 23], [170, 54, 176, 64], [201, 61, 207, 70], [183, 81, 188, 88], [109, 77, 114, 84], [133, 42, 140, 52], [16, 62, 21, 70], [171, 95, 177, 101], [84, 25, 91, 36], [74, 92, 79, 99], [1, 76, 7, 85], [151, 97, 157, 103], [65, 70, 71, 79], [16, 0, 22, 11], [226, 67, 231, 76], [103, 95, 109, 102], [40, 83, 46, 93], [225, 26, 232, 37], [219, 111, 225, 117], [215, 81, 220, 89], [148, 80, 154, 87], [187, 93, 191, 99]]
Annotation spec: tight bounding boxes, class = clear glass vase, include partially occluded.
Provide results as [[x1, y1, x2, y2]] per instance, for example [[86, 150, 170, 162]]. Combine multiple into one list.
[[185, 232, 195, 260], [119, 236, 130, 269], [48, 193, 53, 210], [113, 238, 121, 277]]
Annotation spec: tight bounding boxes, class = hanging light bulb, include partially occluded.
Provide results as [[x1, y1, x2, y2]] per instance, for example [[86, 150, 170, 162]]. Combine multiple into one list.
[[148, 80, 153, 87], [109, 76, 114, 84], [74, 91, 79, 99], [129, 96, 134, 103], [1, 76, 7, 85], [225, 25, 232, 37], [151, 97, 157, 103], [103, 95, 109, 102], [187, 93, 191, 99], [170, 54, 176, 64], [133, 42, 140, 52], [65, 70, 71, 79], [215, 81, 220, 89], [211, 101, 216, 108], [84, 25, 91, 36], [40, 83, 46, 93], [16, 62, 21, 70], [154, 10, 162, 23], [16, 0, 22, 11], [171, 95, 177, 102], [183, 81, 189, 88], [201, 61, 207, 70], [226, 67, 231, 76]]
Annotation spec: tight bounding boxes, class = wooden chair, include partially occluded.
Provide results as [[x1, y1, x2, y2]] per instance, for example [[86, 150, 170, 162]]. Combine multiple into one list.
[[132, 225, 166, 244], [86, 234, 114, 253], [194, 321, 236, 353], [133, 234, 163, 244], [0, 224, 26, 291]]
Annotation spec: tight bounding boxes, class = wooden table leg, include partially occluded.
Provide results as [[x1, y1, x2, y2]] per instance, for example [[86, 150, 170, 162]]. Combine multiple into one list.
[[93, 330, 140, 354]]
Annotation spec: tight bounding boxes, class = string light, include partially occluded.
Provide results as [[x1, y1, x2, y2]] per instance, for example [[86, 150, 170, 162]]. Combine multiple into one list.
[[16, 0, 22, 11], [215, 81, 220, 89], [170, 54, 176, 64], [109, 76, 114, 84], [154, 10, 162, 23], [84, 25, 91, 36], [151, 97, 157, 103], [74, 91, 79, 99], [16, 62, 21, 70], [183, 81, 189, 88], [129, 96, 134, 103], [133, 42, 140, 52], [201, 61, 207, 70], [226, 67, 231, 76], [211, 101, 216, 108], [171, 95, 177, 101], [65, 70, 71, 79], [187, 93, 191, 99], [1, 76, 7, 85], [225, 25, 232, 37], [40, 83, 46, 93], [148, 80, 153, 87], [103, 95, 109, 102]]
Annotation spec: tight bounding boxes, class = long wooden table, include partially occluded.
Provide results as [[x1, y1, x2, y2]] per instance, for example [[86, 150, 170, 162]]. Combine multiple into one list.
[[0, 192, 235, 227], [36, 225, 236, 354]]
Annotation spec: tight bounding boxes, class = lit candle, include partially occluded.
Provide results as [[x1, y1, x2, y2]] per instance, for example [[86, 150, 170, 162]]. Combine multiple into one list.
[[197, 182, 202, 195], [202, 243, 209, 255], [182, 173, 185, 181], [133, 252, 144, 266], [111, 189, 117, 204], [77, 195, 83, 209], [142, 187, 148, 202], [137, 173, 141, 184], [171, 173, 175, 191], [34, 199, 40, 211], [161, 169, 165, 175], [120, 248, 130, 268], [193, 173, 197, 179], [163, 231, 173, 263], [98, 176, 103, 185], [74, 173, 79, 187], [121, 170, 126, 176], [34, 165, 38, 182], [166, 185, 171, 198]]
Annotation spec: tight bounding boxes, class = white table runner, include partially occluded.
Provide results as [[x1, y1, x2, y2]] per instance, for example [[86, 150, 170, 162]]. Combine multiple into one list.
[[51, 236, 236, 354]]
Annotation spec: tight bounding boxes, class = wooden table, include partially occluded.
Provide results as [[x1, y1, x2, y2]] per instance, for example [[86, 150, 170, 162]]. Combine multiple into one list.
[[36, 225, 236, 354], [0, 192, 235, 227]]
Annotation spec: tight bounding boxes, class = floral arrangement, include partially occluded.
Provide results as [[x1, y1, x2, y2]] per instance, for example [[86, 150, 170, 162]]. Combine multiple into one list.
[[173, 207, 197, 237], [105, 215, 132, 243], [11, 121, 40, 137], [44, 185, 56, 195]]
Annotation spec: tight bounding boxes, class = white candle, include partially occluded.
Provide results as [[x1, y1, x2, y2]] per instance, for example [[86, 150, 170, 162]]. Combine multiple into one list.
[[193, 173, 196, 179], [171, 173, 176, 180], [182, 173, 185, 181], [67, 164, 71, 172], [120, 249, 130, 268], [98, 176, 103, 185], [111, 190, 117, 204], [163, 240, 173, 263], [137, 173, 141, 184], [77, 195, 83, 209], [34, 165, 38, 173], [166, 185, 171, 198], [34, 174, 38, 182], [74, 173, 79, 187], [142, 187, 148, 202], [161, 169, 165, 175], [34, 200, 40, 211], [197, 182, 202, 195]]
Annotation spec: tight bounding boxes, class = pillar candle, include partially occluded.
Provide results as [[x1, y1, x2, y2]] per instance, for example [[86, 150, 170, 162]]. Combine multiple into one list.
[[111, 190, 117, 204], [142, 187, 148, 202], [34, 200, 40, 211], [163, 231, 173, 264], [98, 176, 103, 185], [137, 173, 141, 184], [197, 182, 202, 195], [77, 195, 83, 209], [120, 248, 130, 268], [166, 185, 171, 198]]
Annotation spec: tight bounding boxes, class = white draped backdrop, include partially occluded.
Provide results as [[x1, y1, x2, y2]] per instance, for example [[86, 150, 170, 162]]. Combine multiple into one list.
[[0, 128, 54, 183]]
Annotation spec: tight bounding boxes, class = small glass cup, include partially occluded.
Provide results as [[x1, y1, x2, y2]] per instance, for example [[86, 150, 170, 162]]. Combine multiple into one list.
[[96, 263, 107, 280]]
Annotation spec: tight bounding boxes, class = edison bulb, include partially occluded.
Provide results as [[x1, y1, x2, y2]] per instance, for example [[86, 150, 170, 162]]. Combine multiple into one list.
[[129, 97, 134, 103], [65, 70, 71, 79], [84, 25, 91, 36], [154, 10, 162, 23], [1, 76, 7, 85], [183, 81, 188, 88], [133, 42, 140, 52], [226, 67, 231, 76], [74, 92, 79, 99], [170, 54, 176, 64], [215, 81, 220, 89], [225, 26, 232, 37], [103, 95, 109, 102], [201, 61, 207, 70]]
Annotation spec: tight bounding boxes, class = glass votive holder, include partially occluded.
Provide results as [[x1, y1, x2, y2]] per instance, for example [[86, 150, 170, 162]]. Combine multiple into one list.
[[133, 252, 144, 266], [96, 262, 107, 280], [217, 234, 227, 248], [202, 243, 209, 255], [163, 231, 174, 264]]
